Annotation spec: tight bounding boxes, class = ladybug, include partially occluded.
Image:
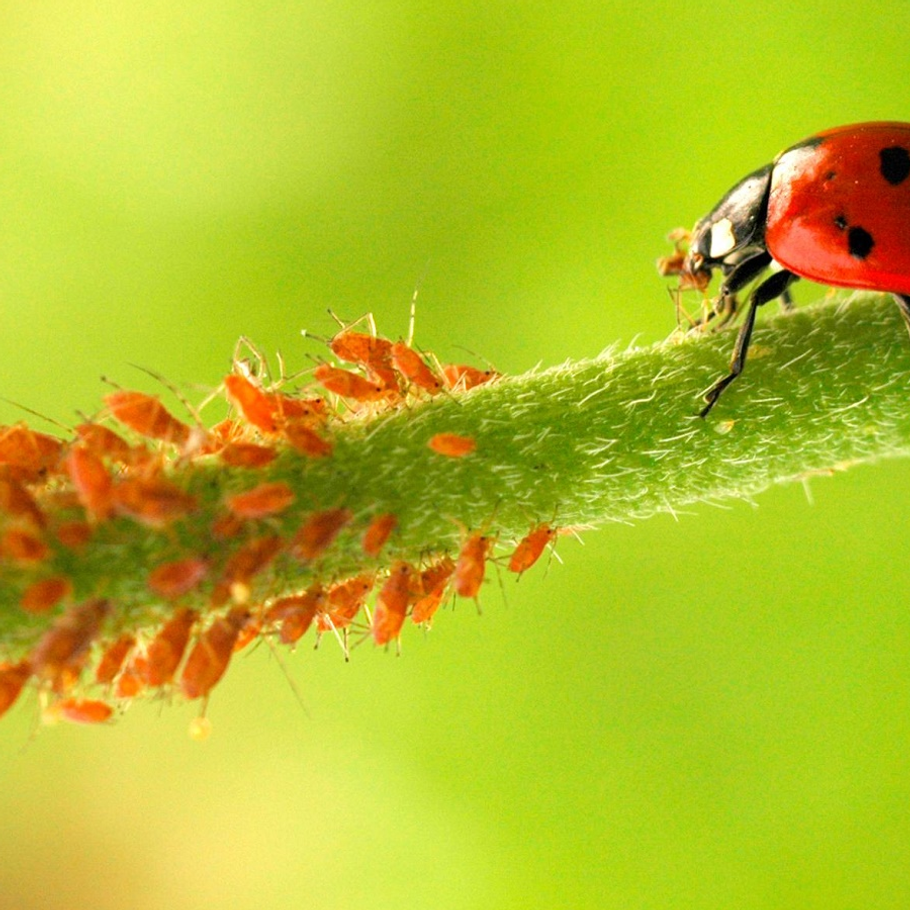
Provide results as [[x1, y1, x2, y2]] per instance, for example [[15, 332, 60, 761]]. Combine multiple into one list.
[[664, 121, 910, 416]]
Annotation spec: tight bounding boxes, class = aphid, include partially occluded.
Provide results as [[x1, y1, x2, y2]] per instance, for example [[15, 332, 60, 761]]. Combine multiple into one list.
[[74, 423, 140, 465], [226, 481, 295, 519], [410, 556, 456, 625], [371, 562, 412, 646], [179, 607, 251, 700], [664, 121, 910, 416], [0, 478, 46, 528], [94, 634, 136, 685], [104, 390, 192, 446], [64, 446, 114, 520], [29, 598, 111, 686], [1, 528, 48, 562], [453, 532, 495, 600], [148, 557, 209, 600], [115, 660, 147, 699], [328, 328, 399, 390], [218, 442, 278, 468], [291, 507, 352, 561], [143, 608, 198, 687], [508, 523, 557, 575], [48, 697, 114, 725], [223, 373, 279, 434], [222, 535, 283, 587], [441, 364, 499, 391], [362, 513, 397, 557], [390, 341, 443, 394], [112, 476, 197, 527], [428, 433, 476, 457], [266, 586, 324, 644], [55, 520, 93, 550], [270, 393, 328, 426], [312, 364, 387, 402], [0, 661, 31, 720], [0, 423, 64, 480], [317, 574, 374, 633], [20, 576, 72, 614], [282, 421, 333, 458]]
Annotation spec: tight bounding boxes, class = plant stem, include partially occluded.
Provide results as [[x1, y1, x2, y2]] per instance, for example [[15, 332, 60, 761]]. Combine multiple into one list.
[[3, 291, 910, 655]]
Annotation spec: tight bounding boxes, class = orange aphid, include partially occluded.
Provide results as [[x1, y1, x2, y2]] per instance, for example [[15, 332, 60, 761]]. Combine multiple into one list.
[[112, 476, 197, 527], [55, 520, 92, 550], [233, 616, 262, 652], [442, 364, 499, 391], [391, 341, 443, 394], [94, 634, 136, 685], [64, 446, 114, 520], [270, 393, 328, 426], [371, 561, 412, 646], [362, 513, 397, 557], [223, 535, 283, 587], [283, 421, 333, 458], [218, 442, 278, 468], [329, 331, 399, 390], [410, 557, 456, 625], [267, 586, 325, 644], [312, 364, 387, 402], [0, 661, 31, 720], [1, 528, 48, 562], [104, 390, 192, 447], [29, 598, 111, 685], [180, 607, 251, 700], [0, 423, 63, 480], [508, 523, 557, 574], [317, 574, 374, 633], [74, 423, 139, 464], [330, 330, 394, 366], [453, 532, 494, 600], [20, 577, 72, 615], [143, 608, 198, 687], [226, 481, 295, 519], [224, 373, 278, 434], [428, 433, 476, 458], [291, 507, 352, 561], [49, 697, 114, 725], [0, 478, 46, 528], [148, 557, 208, 600], [115, 660, 147, 699]]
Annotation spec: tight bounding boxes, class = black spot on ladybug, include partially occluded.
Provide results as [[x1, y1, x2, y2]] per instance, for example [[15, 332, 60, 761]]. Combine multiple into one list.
[[847, 226, 874, 259], [833, 214, 848, 230], [880, 146, 910, 185], [824, 170, 837, 182]]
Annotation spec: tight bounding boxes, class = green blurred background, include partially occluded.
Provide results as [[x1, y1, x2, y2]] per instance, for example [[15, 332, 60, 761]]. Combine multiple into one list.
[[3, 3, 910, 908]]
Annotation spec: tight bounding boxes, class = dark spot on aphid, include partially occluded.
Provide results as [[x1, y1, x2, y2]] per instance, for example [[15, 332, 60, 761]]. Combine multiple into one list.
[[825, 170, 837, 182], [880, 146, 910, 185], [833, 214, 848, 230], [847, 225, 874, 259]]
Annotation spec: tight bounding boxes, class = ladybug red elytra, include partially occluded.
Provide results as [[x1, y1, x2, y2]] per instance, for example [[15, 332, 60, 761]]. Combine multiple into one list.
[[663, 121, 910, 416]]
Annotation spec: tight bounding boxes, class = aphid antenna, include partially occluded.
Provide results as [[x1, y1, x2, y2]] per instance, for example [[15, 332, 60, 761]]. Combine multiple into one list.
[[326, 308, 379, 338], [0, 397, 71, 433], [260, 636, 311, 718], [232, 336, 273, 385]]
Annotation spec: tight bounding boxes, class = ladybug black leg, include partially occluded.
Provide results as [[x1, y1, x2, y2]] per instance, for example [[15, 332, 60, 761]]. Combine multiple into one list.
[[699, 269, 799, 418], [893, 294, 910, 336], [697, 251, 773, 329]]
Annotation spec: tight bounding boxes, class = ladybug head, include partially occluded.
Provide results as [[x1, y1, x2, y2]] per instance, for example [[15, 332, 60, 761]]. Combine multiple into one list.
[[673, 163, 774, 290]]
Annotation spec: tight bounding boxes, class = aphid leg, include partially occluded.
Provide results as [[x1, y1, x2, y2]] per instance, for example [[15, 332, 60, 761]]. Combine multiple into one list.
[[699, 269, 798, 418]]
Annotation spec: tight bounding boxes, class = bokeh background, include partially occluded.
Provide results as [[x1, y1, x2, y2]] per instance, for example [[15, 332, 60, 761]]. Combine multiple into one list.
[[3, 3, 910, 908]]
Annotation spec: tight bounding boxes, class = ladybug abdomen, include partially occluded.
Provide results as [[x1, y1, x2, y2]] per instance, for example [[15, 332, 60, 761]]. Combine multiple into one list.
[[765, 122, 910, 295]]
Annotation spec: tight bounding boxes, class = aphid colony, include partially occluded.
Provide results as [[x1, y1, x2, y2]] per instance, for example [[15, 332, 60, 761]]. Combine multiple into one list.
[[0, 318, 558, 729]]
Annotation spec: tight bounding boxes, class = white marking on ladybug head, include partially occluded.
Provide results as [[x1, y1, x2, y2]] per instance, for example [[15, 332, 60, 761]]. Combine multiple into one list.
[[708, 218, 737, 259]]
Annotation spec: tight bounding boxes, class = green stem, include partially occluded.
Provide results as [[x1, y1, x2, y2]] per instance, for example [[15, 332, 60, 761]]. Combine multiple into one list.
[[3, 291, 909, 653]]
